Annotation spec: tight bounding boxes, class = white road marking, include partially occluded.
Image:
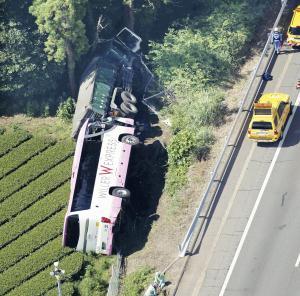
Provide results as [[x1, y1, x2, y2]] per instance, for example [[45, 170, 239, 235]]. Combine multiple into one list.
[[192, 143, 256, 296], [295, 254, 300, 268], [219, 91, 300, 296]]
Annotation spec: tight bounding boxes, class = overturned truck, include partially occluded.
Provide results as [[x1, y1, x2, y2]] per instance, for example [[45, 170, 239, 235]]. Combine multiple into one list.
[[63, 28, 151, 255]]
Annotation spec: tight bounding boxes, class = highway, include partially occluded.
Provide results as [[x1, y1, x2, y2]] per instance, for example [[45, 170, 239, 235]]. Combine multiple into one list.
[[174, 32, 300, 296]]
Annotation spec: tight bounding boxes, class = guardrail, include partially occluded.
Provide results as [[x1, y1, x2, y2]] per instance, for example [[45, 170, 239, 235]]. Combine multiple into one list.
[[178, 0, 288, 258]]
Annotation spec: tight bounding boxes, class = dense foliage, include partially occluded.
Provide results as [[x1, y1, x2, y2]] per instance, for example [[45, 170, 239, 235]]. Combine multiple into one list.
[[149, 0, 270, 198], [121, 267, 153, 296]]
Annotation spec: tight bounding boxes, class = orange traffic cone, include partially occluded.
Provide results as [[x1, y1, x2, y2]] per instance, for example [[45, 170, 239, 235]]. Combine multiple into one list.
[[297, 80, 300, 89]]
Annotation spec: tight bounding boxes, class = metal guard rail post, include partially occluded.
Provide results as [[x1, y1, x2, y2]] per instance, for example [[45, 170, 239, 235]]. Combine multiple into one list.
[[178, 0, 288, 258]]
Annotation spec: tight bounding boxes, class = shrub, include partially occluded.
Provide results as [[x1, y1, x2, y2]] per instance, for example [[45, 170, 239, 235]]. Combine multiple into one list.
[[164, 164, 189, 198], [167, 130, 197, 167], [56, 97, 75, 122], [7, 253, 84, 296], [78, 255, 115, 296], [0, 157, 72, 224], [0, 183, 69, 246], [0, 140, 74, 202], [121, 267, 153, 296], [46, 282, 75, 296], [0, 136, 55, 179], [165, 128, 215, 197], [0, 210, 65, 271], [0, 129, 31, 157], [0, 237, 72, 295]]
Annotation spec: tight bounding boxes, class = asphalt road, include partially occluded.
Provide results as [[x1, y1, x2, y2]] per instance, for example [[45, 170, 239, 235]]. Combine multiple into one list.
[[175, 48, 300, 295]]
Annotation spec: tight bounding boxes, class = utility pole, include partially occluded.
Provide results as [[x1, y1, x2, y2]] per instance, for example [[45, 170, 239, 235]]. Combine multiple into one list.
[[50, 261, 65, 296]]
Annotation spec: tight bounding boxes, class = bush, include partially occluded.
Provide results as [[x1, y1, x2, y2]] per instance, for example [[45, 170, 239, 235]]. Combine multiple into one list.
[[78, 255, 115, 296], [164, 164, 189, 198], [121, 267, 153, 296], [7, 253, 84, 296], [56, 97, 75, 122], [0, 210, 65, 272], [0, 183, 69, 247], [0, 237, 72, 295], [0, 140, 74, 202], [165, 128, 215, 197], [0, 157, 72, 224], [0, 136, 55, 179], [168, 130, 197, 167], [0, 129, 31, 157], [46, 282, 75, 296]]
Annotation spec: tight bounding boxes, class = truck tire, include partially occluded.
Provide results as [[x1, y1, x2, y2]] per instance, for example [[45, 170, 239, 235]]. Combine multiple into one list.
[[112, 187, 131, 199], [121, 134, 139, 145], [120, 102, 138, 116], [121, 91, 137, 104]]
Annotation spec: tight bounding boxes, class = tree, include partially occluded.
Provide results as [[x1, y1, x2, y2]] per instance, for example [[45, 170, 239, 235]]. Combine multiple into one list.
[[0, 21, 63, 115], [29, 0, 89, 97]]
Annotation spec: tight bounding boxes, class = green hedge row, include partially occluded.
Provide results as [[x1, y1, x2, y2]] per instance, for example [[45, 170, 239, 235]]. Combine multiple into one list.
[[0, 140, 74, 202], [0, 237, 72, 295], [0, 210, 65, 272], [7, 252, 84, 296], [45, 282, 75, 296], [0, 183, 69, 247], [0, 136, 55, 180], [0, 157, 72, 225], [0, 129, 32, 157]]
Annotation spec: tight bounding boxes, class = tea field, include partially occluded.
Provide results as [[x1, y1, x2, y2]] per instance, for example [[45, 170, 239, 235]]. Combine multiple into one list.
[[0, 126, 83, 295]]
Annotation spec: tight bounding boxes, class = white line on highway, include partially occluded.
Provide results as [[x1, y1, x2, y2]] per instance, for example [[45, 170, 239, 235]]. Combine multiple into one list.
[[191, 143, 256, 296], [295, 254, 300, 268], [219, 91, 300, 296]]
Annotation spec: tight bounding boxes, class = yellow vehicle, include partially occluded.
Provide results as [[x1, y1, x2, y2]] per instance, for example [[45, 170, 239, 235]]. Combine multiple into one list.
[[287, 5, 300, 46], [248, 93, 292, 142]]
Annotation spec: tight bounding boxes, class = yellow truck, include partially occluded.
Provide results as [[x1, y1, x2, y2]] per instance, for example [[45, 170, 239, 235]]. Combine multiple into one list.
[[248, 93, 292, 142], [287, 5, 300, 47]]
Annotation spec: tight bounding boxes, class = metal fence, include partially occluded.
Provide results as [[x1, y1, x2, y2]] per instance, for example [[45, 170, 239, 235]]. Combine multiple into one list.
[[178, 0, 289, 258], [107, 253, 123, 296]]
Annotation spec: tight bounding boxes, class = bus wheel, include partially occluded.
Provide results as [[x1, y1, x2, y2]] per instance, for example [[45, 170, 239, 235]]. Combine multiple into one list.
[[112, 187, 131, 198], [121, 134, 139, 145], [120, 102, 138, 116], [121, 91, 137, 104]]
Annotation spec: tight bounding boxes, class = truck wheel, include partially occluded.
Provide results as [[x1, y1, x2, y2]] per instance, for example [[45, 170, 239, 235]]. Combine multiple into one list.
[[120, 102, 138, 116], [112, 187, 131, 199], [121, 91, 137, 104], [121, 134, 139, 145]]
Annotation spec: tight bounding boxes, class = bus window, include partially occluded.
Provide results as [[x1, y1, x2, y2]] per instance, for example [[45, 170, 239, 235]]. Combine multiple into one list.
[[65, 214, 80, 248], [72, 141, 101, 211]]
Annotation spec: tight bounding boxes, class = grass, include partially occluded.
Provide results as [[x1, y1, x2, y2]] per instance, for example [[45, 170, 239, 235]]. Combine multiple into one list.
[[120, 267, 154, 296]]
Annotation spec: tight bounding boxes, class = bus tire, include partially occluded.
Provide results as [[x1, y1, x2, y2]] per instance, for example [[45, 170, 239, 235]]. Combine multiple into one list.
[[112, 187, 131, 199], [121, 134, 139, 145], [121, 91, 137, 104], [120, 102, 138, 116]]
